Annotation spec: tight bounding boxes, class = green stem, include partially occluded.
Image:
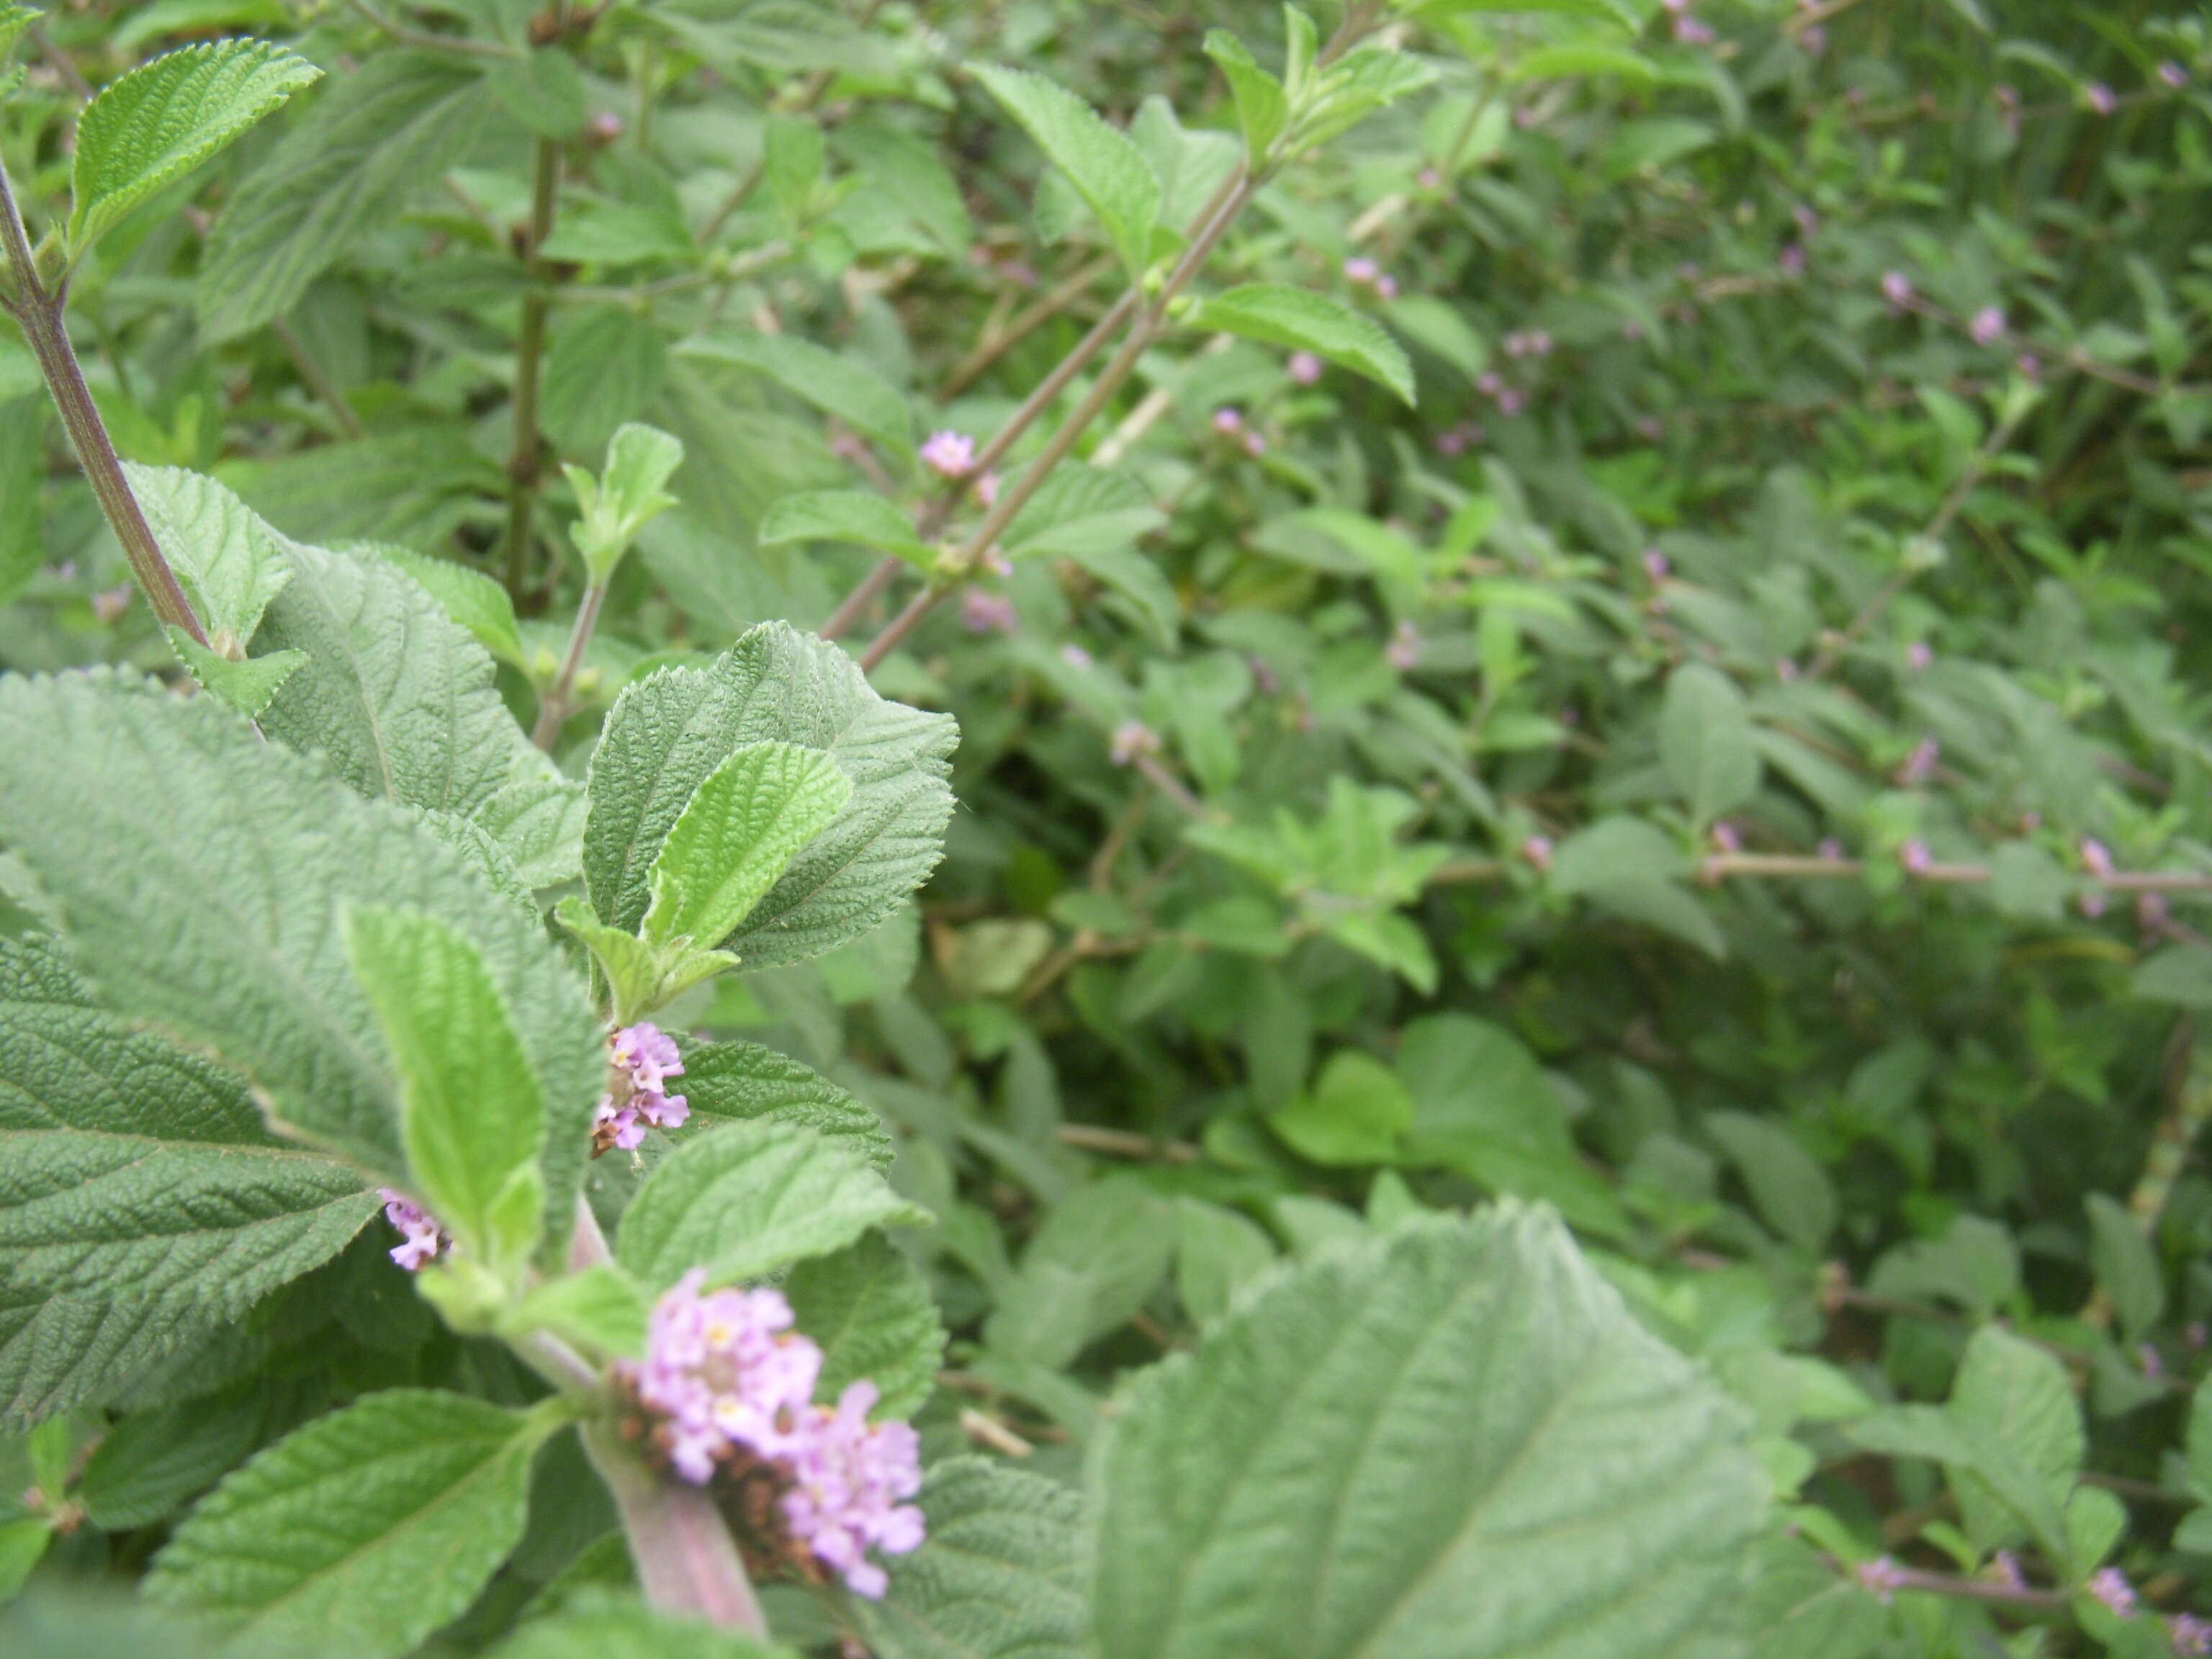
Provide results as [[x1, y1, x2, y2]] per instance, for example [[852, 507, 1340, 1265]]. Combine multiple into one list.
[[580, 1422, 772, 1637], [0, 158, 206, 645], [503, 135, 562, 603], [531, 577, 607, 749]]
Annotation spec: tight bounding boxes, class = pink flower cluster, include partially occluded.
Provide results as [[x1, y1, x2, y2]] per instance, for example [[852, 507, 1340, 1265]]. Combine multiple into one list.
[[593, 1022, 690, 1154], [379, 1189, 450, 1272], [621, 1270, 924, 1597]]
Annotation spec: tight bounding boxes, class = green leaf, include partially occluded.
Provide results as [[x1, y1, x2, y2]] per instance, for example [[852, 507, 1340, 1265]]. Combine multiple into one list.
[[1547, 817, 1725, 960], [361, 543, 524, 668], [1510, 42, 1658, 84], [503, 1265, 650, 1361], [474, 771, 588, 892], [0, 935, 374, 1429], [786, 1235, 945, 1420], [680, 333, 914, 460], [644, 741, 850, 948], [1270, 1048, 1411, 1166], [763, 112, 826, 228], [984, 1176, 1173, 1370], [168, 632, 307, 718], [197, 51, 487, 342], [0, 674, 601, 1259], [583, 622, 957, 970], [1057, 541, 1179, 644], [1174, 1198, 1277, 1326], [855, 1460, 1089, 1659], [78, 1389, 262, 1531], [126, 464, 291, 647], [971, 65, 1163, 277], [1945, 1326, 2083, 1555], [679, 1040, 892, 1169], [0, 1516, 47, 1601], [487, 1591, 792, 1659], [1202, 32, 1288, 160], [256, 534, 522, 817], [554, 896, 735, 1027], [1092, 1207, 1766, 1659], [567, 424, 685, 583], [1184, 284, 1414, 404], [2085, 1192, 2165, 1341], [1704, 1111, 1836, 1253], [345, 907, 545, 1270], [147, 1390, 554, 1658], [616, 1120, 930, 1291], [0, 8, 37, 65], [485, 48, 585, 139], [68, 41, 320, 251], [757, 490, 934, 567], [1658, 664, 1760, 827]]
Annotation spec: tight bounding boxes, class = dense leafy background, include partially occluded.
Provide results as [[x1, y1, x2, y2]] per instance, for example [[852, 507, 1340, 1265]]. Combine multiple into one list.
[[8, 0, 2212, 1655]]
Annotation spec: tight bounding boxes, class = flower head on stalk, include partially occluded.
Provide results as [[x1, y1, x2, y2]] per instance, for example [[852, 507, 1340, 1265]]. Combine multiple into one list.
[[379, 1189, 449, 1271], [619, 1271, 925, 1598], [593, 1021, 691, 1154]]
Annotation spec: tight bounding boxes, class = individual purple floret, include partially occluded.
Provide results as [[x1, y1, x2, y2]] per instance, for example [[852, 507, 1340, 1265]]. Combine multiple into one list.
[[1110, 720, 1159, 767], [2172, 1613, 2212, 1655], [2090, 1567, 2138, 1618], [620, 1272, 925, 1597], [781, 1380, 926, 1599], [1858, 1555, 1907, 1604], [1385, 620, 1420, 671], [379, 1189, 449, 1272], [593, 1021, 691, 1154]]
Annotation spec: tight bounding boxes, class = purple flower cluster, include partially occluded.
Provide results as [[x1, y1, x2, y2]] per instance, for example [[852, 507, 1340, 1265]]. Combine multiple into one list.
[[379, 1189, 449, 1272], [593, 1022, 690, 1154], [621, 1271, 925, 1598]]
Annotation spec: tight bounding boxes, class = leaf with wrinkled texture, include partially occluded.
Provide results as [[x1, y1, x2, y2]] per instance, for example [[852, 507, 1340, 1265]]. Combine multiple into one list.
[[786, 1235, 944, 1420], [127, 464, 290, 645], [1184, 284, 1415, 404], [147, 1390, 553, 1658], [1092, 1206, 1767, 1659], [644, 741, 852, 950], [616, 1120, 930, 1290], [584, 621, 956, 969], [487, 1592, 793, 1658], [971, 65, 1162, 277], [680, 333, 914, 460], [69, 41, 319, 248], [678, 1040, 892, 1168], [0, 935, 373, 1429], [855, 1460, 1088, 1659], [0, 673, 600, 1260]]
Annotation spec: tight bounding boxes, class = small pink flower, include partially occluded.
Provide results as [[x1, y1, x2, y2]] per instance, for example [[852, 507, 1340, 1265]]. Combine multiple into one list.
[[379, 1190, 449, 1272], [1496, 387, 1524, 416], [1779, 243, 1807, 276], [1241, 430, 1267, 457], [1673, 15, 1714, 44], [2086, 82, 2118, 116], [1059, 643, 1092, 670], [920, 430, 976, 477], [1799, 24, 1826, 54], [1513, 105, 1539, 130], [1434, 429, 1467, 457], [1342, 256, 1380, 285], [1907, 641, 1933, 670], [91, 585, 132, 624], [982, 546, 1013, 577], [1476, 371, 1506, 398], [1818, 838, 1846, 861], [2140, 893, 2172, 935], [1793, 204, 1820, 236], [1711, 822, 1741, 854], [1520, 835, 1554, 871], [2080, 837, 2116, 880], [1642, 547, 1671, 582], [960, 590, 1017, 635], [2141, 1341, 2165, 1379], [1970, 306, 2006, 346], [595, 1022, 689, 1154], [2089, 1567, 2136, 1618], [1416, 166, 1440, 189], [2172, 1614, 2212, 1657], [1899, 839, 1933, 875], [1109, 721, 1159, 766], [1992, 1551, 2026, 1591], [1210, 407, 1244, 435], [2017, 352, 2043, 379], [2159, 61, 2189, 91], [1287, 350, 1323, 385], [1898, 737, 1939, 786], [1374, 274, 1398, 300], [1881, 271, 1913, 310], [1858, 1556, 1907, 1605], [974, 471, 999, 508], [2190, 1321, 2209, 1351], [2080, 890, 2108, 919]]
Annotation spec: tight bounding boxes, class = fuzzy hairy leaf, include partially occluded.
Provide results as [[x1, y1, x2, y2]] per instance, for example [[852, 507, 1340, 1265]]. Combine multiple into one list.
[[475, 770, 590, 891], [78, 1388, 263, 1531], [1092, 1206, 1767, 1659], [679, 1040, 893, 1168], [0, 673, 601, 1257], [197, 51, 486, 342], [971, 65, 1162, 277], [147, 1390, 553, 1658], [126, 464, 290, 646], [644, 741, 850, 953], [0, 937, 373, 1428], [256, 534, 521, 817], [69, 41, 319, 248], [168, 632, 307, 719], [346, 907, 544, 1267], [584, 622, 956, 969], [616, 1120, 930, 1290], [1184, 284, 1415, 404], [1659, 663, 1760, 828], [984, 1176, 1173, 1370], [367, 543, 525, 669], [487, 1593, 792, 1658], [786, 1235, 945, 1421], [855, 1460, 1089, 1659]]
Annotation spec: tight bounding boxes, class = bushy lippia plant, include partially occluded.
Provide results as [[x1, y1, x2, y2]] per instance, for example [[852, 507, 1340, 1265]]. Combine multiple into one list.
[[0, 4, 1810, 1657]]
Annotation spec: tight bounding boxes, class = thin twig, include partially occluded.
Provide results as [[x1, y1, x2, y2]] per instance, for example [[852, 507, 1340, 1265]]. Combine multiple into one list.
[[531, 578, 608, 748], [503, 135, 562, 603], [940, 253, 1118, 397]]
